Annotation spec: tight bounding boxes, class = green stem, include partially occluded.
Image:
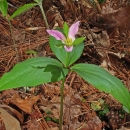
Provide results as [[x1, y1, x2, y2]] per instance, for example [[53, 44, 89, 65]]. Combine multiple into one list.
[[59, 77, 65, 130], [66, 52, 70, 68], [8, 19, 19, 63], [38, 4, 49, 29]]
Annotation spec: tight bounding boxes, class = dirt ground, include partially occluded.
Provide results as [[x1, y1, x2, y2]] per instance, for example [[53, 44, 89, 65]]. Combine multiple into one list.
[[0, 0, 130, 130]]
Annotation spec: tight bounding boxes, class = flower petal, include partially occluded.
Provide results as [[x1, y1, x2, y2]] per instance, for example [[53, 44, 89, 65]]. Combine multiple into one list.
[[68, 21, 80, 40], [64, 45, 73, 52], [46, 30, 65, 40]]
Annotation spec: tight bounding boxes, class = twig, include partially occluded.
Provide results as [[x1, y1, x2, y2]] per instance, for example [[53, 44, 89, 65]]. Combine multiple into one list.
[[8, 19, 19, 63]]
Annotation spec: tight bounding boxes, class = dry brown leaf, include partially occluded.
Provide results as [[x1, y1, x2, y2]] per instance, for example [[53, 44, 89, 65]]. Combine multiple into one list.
[[60, 0, 67, 6], [118, 126, 130, 130], [101, 1, 117, 14], [47, 121, 59, 128], [0, 108, 21, 130], [93, 0, 102, 13], [80, 0, 94, 9], [10, 95, 40, 113], [23, 119, 43, 130], [80, 116, 102, 130], [90, 6, 130, 38], [1, 89, 19, 99], [48, 127, 59, 130], [0, 105, 24, 123], [63, 95, 82, 130], [93, 30, 110, 48]]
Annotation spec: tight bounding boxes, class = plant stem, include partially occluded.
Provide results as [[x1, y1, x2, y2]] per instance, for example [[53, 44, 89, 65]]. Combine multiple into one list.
[[59, 77, 65, 130], [66, 52, 70, 68], [39, 4, 49, 29], [8, 19, 19, 63]]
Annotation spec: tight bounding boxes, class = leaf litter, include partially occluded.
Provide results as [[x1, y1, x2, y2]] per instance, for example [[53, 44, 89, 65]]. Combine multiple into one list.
[[0, 0, 130, 129]]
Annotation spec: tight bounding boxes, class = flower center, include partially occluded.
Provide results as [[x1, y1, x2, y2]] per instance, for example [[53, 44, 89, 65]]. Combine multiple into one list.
[[64, 37, 73, 46]]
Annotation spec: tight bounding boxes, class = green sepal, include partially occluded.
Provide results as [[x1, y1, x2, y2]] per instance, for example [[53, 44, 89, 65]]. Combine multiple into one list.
[[0, 0, 8, 16], [63, 22, 69, 37], [73, 37, 86, 46]]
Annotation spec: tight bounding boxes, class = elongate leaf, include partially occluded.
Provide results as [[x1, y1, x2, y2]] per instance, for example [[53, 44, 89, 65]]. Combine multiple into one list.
[[71, 63, 130, 112], [10, 3, 38, 19], [0, 57, 68, 91], [0, 0, 8, 16], [49, 36, 84, 67]]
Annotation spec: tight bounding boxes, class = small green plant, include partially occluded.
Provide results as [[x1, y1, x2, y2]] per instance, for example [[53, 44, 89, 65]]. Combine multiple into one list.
[[0, 0, 8, 17], [0, 0, 49, 28], [10, 0, 49, 29], [91, 99, 106, 111], [0, 21, 130, 130], [0, 0, 19, 62], [91, 99, 110, 120], [0, 0, 49, 62]]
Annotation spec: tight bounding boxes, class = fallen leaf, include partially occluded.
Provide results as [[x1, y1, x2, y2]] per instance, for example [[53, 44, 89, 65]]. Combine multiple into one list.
[[60, 0, 66, 6], [80, 116, 102, 130], [118, 126, 130, 130], [0, 108, 21, 130], [2, 89, 19, 99], [0, 105, 24, 123], [23, 118, 43, 130], [10, 95, 40, 113], [90, 6, 130, 39], [48, 127, 59, 130], [101, 1, 117, 14]]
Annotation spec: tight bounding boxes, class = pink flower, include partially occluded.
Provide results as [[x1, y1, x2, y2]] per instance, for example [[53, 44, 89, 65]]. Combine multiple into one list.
[[46, 21, 80, 52]]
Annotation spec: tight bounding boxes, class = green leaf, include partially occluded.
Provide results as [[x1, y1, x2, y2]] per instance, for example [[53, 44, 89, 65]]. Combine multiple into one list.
[[49, 36, 84, 67], [45, 110, 52, 114], [91, 102, 101, 111], [73, 37, 86, 46], [99, 99, 104, 104], [44, 116, 51, 122], [63, 22, 69, 37], [0, 57, 68, 91], [26, 50, 37, 55], [44, 65, 66, 81], [71, 63, 130, 112], [0, 0, 8, 16], [98, 0, 106, 4], [51, 117, 59, 124], [102, 108, 109, 114], [34, 0, 43, 3], [10, 3, 38, 19], [55, 43, 64, 48]]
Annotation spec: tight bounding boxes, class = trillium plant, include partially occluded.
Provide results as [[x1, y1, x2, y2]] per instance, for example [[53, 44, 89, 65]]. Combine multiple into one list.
[[0, 21, 130, 130]]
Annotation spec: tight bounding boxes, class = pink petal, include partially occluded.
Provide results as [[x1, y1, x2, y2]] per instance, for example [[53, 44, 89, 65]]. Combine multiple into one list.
[[64, 45, 73, 52], [68, 21, 80, 40], [46, 30, 65, 40]]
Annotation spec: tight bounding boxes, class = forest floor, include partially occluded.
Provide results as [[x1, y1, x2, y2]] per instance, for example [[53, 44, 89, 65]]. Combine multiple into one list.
[[0, 0, 130, 130]]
